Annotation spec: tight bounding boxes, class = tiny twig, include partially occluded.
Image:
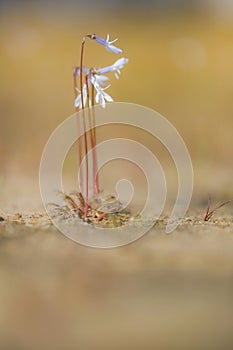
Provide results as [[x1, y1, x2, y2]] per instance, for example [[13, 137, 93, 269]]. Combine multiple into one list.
[[70, 191, 86, 213], [204, 196, 232, 221], [64, 194, 82, 213]]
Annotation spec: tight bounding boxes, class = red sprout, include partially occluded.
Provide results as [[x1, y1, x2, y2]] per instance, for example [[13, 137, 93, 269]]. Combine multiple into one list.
[[204, 196, 232, 221]]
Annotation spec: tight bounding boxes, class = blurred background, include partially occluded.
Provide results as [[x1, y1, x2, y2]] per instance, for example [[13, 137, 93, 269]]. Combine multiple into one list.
[[1, 2, 233, 350], [0, 0, 233, 210]]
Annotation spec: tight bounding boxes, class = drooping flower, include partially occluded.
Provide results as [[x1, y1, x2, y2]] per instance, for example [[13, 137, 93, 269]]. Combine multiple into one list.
[[74, 72, 112, 109], [74, 83, 87, 108], [95, 86, 113, 108], [75, 67, 109, 87], [97, 57, 128, 79], [90, 75, 113, 108], [88, 34, 123, 54]]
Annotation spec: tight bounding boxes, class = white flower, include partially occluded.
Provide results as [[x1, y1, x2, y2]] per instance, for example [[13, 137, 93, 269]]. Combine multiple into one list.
[[90, 75, 113, 108], [95, 86, 113, 108], [97, 57, 128, 79], [93, 74, 109, 86], [75, 67, 109, 86], [89, 34, 123, 54], [74, 83, 87, 109]]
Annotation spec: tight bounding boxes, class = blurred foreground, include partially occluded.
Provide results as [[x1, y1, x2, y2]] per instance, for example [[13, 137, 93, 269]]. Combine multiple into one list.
[[1, 210, 233, 350]]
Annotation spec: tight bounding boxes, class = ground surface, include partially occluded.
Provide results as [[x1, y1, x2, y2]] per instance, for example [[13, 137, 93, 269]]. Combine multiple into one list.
[[0, 209, 233, 350]]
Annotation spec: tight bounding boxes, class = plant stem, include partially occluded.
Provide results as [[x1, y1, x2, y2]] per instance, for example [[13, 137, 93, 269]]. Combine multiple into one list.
[[86, 75, 96, 196], [204, 196, 232, 221], [85, 73, 99, 195], [91, 82, 99, 193], [80, 37, 89, 218], [73, 66, 83, 192]]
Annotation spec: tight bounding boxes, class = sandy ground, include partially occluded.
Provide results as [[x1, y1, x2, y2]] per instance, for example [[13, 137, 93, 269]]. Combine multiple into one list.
[[0, 208, 233, 350]]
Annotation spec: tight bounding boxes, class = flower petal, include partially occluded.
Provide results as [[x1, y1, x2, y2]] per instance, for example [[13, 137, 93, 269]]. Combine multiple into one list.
[[97, 65, 112, 75], [74, 95, 81, 108], [106, 44, 123, 54], [113, 57, 128, 69], [94, 74, 109, 86], [114, 71, 119, 79], [97, 57, 128, 76], [75, 66, 89, 76], [90, 34, 123, 54], [74, 84, 87, 109], [95, 92, 106, 108], [103, 91, 113, 102]]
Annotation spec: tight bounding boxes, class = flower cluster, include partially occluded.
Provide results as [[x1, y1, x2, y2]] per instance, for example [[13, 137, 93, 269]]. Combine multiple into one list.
[[75, 34, 128, 109]]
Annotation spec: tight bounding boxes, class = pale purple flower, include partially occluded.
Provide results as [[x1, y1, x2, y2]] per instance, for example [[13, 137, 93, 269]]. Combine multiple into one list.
[[97, 57, 128, 79], [89, 34, 123, 54]]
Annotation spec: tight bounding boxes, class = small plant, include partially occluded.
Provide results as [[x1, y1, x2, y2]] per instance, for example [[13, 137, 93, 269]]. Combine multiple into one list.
[[59, 33, 129, 225], [204, 196, 232, 221]]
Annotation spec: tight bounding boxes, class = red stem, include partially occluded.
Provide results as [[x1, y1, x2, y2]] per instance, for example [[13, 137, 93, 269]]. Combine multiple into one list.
[[86, 76, 96, 195], [91, 82, 99, 193], [80, 38, 89, 218], [73, 66, 83, 192], [204, 196, 232, 221], [86, 74, 99, 195]]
